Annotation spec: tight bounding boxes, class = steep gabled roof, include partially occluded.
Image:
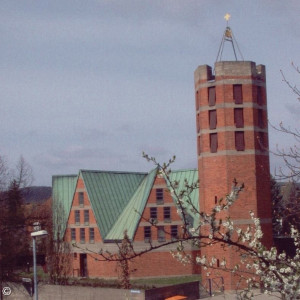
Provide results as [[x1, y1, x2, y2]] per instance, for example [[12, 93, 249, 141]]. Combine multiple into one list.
[[105, 168, 157, 241], [80, 170, 148, 239], [52, 168, 199, 241], [52, 174, 78, 237], [168, 169, 199, 229]]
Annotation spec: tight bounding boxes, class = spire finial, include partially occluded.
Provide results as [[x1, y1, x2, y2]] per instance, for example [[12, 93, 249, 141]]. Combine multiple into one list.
[[224, 13, 231, 24]]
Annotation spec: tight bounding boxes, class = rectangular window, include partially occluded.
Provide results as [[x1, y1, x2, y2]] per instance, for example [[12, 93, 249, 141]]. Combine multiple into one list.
[[75, 210, 80, 224], [210, 133, 218, 153], [158, 226, 166, 242], [156, 188, 164, 204], [235, 131, 245, 151], [150, 207, 157, 221], [80, 228, 85, 244], [197, 136, 201, 156], [71, 228, 76, 242], [258, 109, 264, 128], [144, 226, 151, 242], [234, 108, 244, 128], [257, 86, 263, 105], [196, 91, 200, 111], [209, 110, 217, 129], [164, 207, 171, 222], [89, 228, 94, 243], [171, 225, 178, 240], [233, 84, 243, 104], [208, 87, 216, 106], [84, 210, 89, 225], [258, 132, 265, 150], [79, 192, 84, 207], [197, 113, 200, 132]]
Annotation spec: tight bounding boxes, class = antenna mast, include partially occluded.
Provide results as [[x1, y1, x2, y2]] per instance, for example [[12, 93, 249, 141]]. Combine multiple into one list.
[[216, 13, 244, 62]]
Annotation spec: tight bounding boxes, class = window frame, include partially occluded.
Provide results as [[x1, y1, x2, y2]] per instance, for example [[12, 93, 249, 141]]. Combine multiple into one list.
[[234, 108, 244, 128], [171, 225, 178, 240], [79, 192, 84, 207], [233, 84, 243, 104], [144, 226, 151, 243], [210, 133, 218, 153], [150, 207, 157, 221], [89, 228, 95, 244], [80, 228, 85, 244], [163, 207, 171, 223], [156, 188, 164, 204], [209, 109, 217, 130], [71, 228, 76, 242], [235, 131, 245, 151], [208, 86, 216, 106], [84, 210, 89, 225], [75, 210, 80, 225], [157, 226, 166, 243]]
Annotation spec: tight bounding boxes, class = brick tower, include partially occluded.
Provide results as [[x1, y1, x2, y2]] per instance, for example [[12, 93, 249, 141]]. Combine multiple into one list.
[[194, 61, 273, 289]]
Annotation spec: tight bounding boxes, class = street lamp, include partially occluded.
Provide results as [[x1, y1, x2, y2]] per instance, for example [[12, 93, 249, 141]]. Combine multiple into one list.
[[31, 230, 48, 300]]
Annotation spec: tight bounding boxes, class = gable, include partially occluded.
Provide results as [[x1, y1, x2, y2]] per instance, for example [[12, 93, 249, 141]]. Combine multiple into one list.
[[80, 170, 147, 239]]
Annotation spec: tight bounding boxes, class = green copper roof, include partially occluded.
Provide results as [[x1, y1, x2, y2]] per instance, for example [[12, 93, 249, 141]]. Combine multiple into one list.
[[168, 169, 199, 229], [52, 168, 199, 241], [80, 170, 147, 239], [105, 168, 157, 241], [52, 174, 78, 238]]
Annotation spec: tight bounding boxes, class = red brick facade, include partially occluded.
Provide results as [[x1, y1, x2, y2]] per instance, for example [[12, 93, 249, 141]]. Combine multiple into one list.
[[65, 175, 200, 279], [194, 61, 272, 290]]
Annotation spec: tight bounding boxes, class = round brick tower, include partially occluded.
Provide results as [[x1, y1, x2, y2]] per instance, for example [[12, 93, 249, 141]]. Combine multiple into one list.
[[194, 61, 273, 290]]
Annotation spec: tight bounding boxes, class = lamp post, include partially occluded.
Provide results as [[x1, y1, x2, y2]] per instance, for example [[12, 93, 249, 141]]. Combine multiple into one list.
[[31, 230, 48, 300]]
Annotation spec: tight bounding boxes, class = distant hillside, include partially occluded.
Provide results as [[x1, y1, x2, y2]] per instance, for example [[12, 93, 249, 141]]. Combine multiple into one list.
[[22, 186, 52, 204]]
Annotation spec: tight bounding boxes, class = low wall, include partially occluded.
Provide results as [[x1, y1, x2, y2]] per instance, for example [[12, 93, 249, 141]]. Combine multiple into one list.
[[3, 284, 144, 300], [4, 281, 199, 300]]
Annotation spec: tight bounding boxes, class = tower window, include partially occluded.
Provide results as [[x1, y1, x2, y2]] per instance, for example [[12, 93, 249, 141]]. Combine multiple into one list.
[[257, 86, 263, 105], [210, 133, 218, 153], [79, 192, 84, 207], [197, 113, 200, 132], [156, 188, 164, 204], [80, 228, 85, 244], [235, 131, 245, 151], [258, 109, 264, 128], [234, 108, 244, 128], [75, 210, 80, 224], [233, 84, 243, 104], [258, 132, 265, 150], [196, 91, 200, 111], [208, 87, 216, 106], [144, 226, 151, 242], [197, 136, 201, 156], [209, 110, 217, 129], [158, 226, 166, 242], [89, 228, 94, 243]]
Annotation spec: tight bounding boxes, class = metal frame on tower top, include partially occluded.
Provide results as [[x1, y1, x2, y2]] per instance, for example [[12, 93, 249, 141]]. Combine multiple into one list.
[[215, 14, 244, 63]]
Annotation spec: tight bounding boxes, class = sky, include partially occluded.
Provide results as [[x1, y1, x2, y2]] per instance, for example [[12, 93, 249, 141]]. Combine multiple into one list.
[[1, 1, 300, 186]]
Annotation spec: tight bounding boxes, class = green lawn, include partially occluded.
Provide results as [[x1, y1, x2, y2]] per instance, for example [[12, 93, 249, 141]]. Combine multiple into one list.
[[131, 275, 201, 288]]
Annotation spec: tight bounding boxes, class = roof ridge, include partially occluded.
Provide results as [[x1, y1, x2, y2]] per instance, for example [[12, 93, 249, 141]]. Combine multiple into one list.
[[79, 169, 148, 175]]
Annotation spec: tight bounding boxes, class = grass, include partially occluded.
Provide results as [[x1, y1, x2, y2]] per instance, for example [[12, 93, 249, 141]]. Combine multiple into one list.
[[131, 275, 201, 289], [15, 268, 200, 290]]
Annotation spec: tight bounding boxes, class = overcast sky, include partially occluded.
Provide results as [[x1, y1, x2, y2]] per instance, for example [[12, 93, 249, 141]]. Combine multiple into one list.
[[1, 1, 299, 186]]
